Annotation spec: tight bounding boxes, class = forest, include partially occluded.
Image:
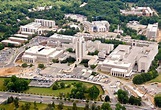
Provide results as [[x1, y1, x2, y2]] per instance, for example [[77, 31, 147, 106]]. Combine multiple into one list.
[[0, 0, 161, 42]]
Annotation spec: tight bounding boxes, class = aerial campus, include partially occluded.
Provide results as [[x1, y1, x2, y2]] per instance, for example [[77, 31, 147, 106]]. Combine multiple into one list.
[[0, 0, 161, 110]]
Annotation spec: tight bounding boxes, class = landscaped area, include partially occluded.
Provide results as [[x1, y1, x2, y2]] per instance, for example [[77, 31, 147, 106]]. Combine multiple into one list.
[[0, 77, 104, 100], [149, 74, 161, 83], [25, 80, 104, 100], [0, 101, 83, 110]]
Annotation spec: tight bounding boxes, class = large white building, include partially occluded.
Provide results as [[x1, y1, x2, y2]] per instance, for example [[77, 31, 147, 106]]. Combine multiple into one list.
[[98, 43, 158, 78], [48, 34, 76, 44], [75, 37, 86, 63], [35, 19, 55, 28], [146, 23, 158, 40], [20, 19, 56, 35], [22, 45, 63, 63], [83, 20, 110, 33]]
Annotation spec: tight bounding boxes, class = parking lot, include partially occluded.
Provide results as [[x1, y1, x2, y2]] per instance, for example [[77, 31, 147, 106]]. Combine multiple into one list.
[[0, 48, 16, 66]]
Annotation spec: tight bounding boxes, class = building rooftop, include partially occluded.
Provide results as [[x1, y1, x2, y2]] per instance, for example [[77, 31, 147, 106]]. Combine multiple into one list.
[[25, 45, 56, 56]]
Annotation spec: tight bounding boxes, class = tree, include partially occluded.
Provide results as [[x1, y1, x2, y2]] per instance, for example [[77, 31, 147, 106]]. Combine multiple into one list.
[[33, 101, 38, 110], [4, 75, 29, 92], [22, 63, 28, 68], [38, 64, 45, 69], [105, 95, 110, 102], [60, 82, 65, 88], [6, 96, 14, 104], [72, 102, 77, 110], [88, 85, 100, 100], [101, 102, 112, 110], [84, 103, 90, 110], [115, 103, 126, 110], [154, 95, 161, 107], [128, 95, 141, 106], [91, 103, 96, 110], [13, 97, 19, 109], [117, 89, 129, 104], [52, 84, 59, 90], [58, 102, 64, 110]]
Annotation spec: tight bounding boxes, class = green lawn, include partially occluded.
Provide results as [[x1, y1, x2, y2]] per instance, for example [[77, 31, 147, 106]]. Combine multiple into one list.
[[0, 77, 7, 91], [0, 77, 104, 100], [0, 101, 83, 110], [0, 32, 4, 37], [25, 80, 104, 100], [149, 74, 161, 83]]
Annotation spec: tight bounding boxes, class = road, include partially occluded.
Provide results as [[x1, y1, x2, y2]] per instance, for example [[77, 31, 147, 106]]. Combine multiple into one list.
[[0, 91, 151, 110], [0, 36, 46, 68]]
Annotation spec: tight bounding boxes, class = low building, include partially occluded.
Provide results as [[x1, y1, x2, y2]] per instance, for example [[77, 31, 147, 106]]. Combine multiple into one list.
[[98, 43, 158, 78], [14, 34, 29, 39], [1, 40, 21, 47], [8, 37, 28, 43], [48, 34, 76, 44], [64, 14, 87, 22], [86, 40, 114, 54], [146, 23, 158, 40], [22, 45, 63, 63], [120, 7, 154, 17]]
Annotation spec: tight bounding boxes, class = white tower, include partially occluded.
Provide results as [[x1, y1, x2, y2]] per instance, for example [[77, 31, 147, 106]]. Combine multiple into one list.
[[75, 37, 86, 63]]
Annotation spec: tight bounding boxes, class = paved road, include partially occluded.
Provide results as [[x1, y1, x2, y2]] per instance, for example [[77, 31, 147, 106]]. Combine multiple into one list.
[[0, 92, 152, 110]]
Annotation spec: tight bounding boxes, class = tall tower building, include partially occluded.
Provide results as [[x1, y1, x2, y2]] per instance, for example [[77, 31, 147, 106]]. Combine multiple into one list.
[[75, 37, 86, 63]]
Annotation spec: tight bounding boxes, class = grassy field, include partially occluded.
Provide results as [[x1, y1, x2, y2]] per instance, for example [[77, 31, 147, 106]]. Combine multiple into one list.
[[149, 74, 161, 83], [25, 80, 104, 100], [0, 101, 83, 110], [0, 78, 104, 100], [0, 32, 4, 37], [0, 77, 7, 91]]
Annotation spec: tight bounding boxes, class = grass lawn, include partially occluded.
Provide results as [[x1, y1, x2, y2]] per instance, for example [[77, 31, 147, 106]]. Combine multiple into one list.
[[0, 77, 7, 91], [149, 74, 161, 83], [25, 80, 104, 100], [0, 101, 83, 110], [0, 32, 4, 37]]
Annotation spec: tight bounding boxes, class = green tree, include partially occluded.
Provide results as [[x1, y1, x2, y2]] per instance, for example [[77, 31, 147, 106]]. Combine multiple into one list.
[[129, 95, 141, 106], [52, 84, 59, 90], [38, 64, 45, 69], [13, 97, 19, 109], [105, 95, 110, 102], [60, 82, 65, 88], [22, 63, 28, 68], [154, 95, 161, 107], [84, 103, 90, 110], [117, 89, 129, 104], [91, 103, 96, 110], [58, 102, 64, 110], [115, 103, 126, 110], [88, 85, 100, 100], [33, 101, 38, 110], [72, 102, 77, 110], [101, 102, 112, 110]]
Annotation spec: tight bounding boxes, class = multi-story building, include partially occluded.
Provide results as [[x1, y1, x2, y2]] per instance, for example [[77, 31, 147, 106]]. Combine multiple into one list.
[[98, 43, 158, 78], [20, 19, 56, 35], [22, 45, 63, 63], [83, 20, 110, 33], [35, 19, 55, 28], [146, 23, 158, 40], [75, 37, 86, 63]]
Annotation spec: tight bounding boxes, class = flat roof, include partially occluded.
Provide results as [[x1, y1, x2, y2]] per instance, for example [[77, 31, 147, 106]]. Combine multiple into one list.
[[25, 45, 56, 56], [50, 34, 75, 40], [9, 37, 28, 41], [14, 34, 29, 38], [1, 40, 21, 45]]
